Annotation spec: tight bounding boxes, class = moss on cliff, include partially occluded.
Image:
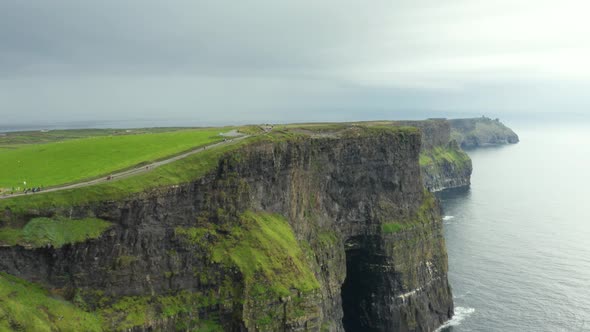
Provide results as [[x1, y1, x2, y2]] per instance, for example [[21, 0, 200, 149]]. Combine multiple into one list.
[[97, 291, 224, 331], [0, 273, 103, 331], [0, 217, 111, 248], [420, 144, 472, 192], [382, 222, 405, 234], [382, 190, 437, 234], [176, 211, 320, 300], [419, 146, 470, 168], [212, 212, 319, 296], [0, 272, 226, 331], [174, 211, 322, 330]]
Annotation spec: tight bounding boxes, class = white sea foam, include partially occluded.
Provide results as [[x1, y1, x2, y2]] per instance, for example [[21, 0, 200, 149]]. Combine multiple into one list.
[[442, 215, 455, 221], [435, 307, 475, 331]]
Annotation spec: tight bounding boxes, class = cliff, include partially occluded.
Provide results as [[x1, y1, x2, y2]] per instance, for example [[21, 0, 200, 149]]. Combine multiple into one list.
[[395, 120, 472, 192], [450, 117, 519, 149], [0, 126, 453, 331]]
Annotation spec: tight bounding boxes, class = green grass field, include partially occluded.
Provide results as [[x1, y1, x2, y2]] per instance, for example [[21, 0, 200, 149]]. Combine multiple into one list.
[[0, 128, 188, 148], [0, 135, 259, 216], [0, 128, 226, 190]]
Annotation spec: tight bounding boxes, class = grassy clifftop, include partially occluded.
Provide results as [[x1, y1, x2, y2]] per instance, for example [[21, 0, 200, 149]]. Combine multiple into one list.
[[0, 124, 417, 218], [419, 146, 471, 169], [420, 144, 472, 192], [0, 128, 224, 190], [0, 136, 254, 216]]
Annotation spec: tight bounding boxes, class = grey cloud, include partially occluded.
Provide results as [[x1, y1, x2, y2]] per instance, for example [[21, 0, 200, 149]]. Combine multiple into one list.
[[1, 1, 589, 125], [1, 1, 358, 75]]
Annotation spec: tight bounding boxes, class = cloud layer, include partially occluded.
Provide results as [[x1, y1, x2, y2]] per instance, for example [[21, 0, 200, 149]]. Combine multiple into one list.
[[2, 0, 590, 125]]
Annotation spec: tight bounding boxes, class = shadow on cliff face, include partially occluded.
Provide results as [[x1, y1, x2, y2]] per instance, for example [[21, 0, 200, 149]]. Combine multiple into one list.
[[341, 236, 385, 332]]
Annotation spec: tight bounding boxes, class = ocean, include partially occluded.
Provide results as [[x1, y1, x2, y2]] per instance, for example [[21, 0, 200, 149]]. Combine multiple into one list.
[[438, 124, 590, 331]]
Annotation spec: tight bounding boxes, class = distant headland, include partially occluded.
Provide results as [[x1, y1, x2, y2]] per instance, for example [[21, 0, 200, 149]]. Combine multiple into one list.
[[450, 116, 519, 149]]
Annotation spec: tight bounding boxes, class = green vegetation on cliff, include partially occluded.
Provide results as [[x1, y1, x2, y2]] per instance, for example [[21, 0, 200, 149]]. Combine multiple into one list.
[[176, 211, 320, 298], [0, 128, 224, 190], [213, 212, 320, 295], [0, 273, 103, 332], [382, 222, 405, 234], [175, 211, 322, 329], [96, 291, 224, 331], [0, 217, 112, 248], [419, 146, 470, 169], [0, 272, 225, 331], [382, 189, 437, 234], [419, 142, 472, 191]]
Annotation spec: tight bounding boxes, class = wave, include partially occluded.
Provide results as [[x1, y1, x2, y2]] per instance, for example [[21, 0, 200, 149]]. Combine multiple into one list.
[[435, 307, 475, 331], [442, 215, 455, 221]]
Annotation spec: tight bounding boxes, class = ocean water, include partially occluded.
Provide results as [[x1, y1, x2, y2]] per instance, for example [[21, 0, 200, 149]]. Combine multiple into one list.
[[0, 119, 231, 133], [438, 125, 590, 331]]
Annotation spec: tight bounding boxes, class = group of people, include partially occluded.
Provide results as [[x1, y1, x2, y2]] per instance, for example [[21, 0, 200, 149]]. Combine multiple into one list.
[[23, 187, 43, 194]]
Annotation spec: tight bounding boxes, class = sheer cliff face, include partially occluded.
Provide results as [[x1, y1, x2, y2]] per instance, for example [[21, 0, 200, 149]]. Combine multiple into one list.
[[0, 129, 453, 331], [408, 120, 473, 192]]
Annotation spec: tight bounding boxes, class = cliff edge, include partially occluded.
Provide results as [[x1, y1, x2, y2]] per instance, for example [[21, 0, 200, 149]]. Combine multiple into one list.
[[395, 120, 472, 192], [0, 125, 453, 331]]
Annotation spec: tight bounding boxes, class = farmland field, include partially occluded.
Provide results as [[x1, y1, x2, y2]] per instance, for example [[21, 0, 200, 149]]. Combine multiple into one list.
[[0, 127, 189, 148], [0, 128, 226, 190]]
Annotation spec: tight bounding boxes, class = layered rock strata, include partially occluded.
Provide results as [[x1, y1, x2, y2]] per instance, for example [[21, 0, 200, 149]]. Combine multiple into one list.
[[0, 127, 453, 331]]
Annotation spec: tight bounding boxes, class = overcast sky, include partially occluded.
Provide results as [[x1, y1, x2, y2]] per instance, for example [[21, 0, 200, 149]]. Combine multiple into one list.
[[2, 0, 590, 126]]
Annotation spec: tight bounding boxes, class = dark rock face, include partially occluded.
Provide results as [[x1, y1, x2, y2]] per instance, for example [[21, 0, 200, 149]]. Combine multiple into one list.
[[450, 117, 519, 149], [420, 140, 472, 193], [396, 120, 452, 150], [0, 130, 453, 331], [396, 120, 472, 192]]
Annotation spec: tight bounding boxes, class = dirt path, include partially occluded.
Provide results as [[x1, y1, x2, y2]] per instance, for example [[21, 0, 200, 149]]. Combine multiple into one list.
[[1, 135, 250, 200]]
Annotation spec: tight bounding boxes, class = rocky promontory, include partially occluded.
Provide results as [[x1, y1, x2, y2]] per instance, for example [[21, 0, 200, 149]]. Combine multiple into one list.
[[0, 125, 454, 331], [450, 117, 519, 149]]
